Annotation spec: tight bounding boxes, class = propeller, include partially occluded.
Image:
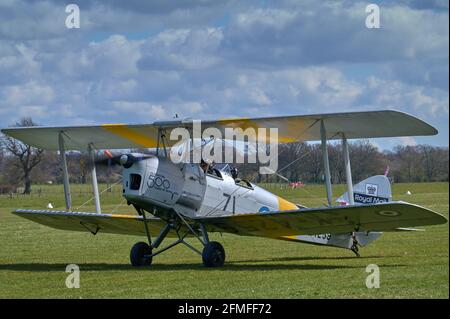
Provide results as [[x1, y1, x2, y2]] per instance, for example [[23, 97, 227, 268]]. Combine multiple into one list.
[[95, 150, 154, 168]]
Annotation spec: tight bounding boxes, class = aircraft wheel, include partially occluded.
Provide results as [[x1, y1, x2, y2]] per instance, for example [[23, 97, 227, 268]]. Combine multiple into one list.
[[202, 241, 225, 267], [130, 242, 152, 267]]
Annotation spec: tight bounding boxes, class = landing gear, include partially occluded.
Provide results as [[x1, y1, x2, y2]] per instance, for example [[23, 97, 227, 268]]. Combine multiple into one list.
[[130, 242, 153, 266], [129, 207, 225, 268], [202, 241, 225, 267]]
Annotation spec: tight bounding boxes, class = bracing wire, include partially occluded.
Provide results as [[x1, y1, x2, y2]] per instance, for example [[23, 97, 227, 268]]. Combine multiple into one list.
[[76, 178, 122, 211]]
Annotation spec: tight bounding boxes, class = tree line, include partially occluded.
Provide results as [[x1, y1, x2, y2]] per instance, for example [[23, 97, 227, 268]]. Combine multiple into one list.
[[237, 141, 448, 184]]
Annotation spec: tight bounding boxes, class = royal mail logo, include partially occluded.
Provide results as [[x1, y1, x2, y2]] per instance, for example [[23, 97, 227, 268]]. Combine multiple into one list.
[[365, 183, 378, 196], [354, 193, 388, 204]]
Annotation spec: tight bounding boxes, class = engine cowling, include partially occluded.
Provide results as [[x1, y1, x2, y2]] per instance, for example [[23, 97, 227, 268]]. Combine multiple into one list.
[[122, 156, 183, 208]]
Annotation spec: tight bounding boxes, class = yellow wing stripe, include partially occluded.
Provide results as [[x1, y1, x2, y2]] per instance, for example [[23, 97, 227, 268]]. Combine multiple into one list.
[[217, 117, 284, 143], [102, 124, 157, 147], [217, 117, 251, 125], [110, 214, 140, 219], [277, 196, 298, 211]]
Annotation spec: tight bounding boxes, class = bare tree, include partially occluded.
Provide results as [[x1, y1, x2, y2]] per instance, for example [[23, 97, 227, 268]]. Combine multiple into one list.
[[1, 118, 44, 194], [0, 146, 4, 183]]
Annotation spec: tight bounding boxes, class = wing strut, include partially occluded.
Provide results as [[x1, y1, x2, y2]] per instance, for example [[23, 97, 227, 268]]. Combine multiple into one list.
[[342, 133, 355, 205], [58, 131, 102, 213], [320, 120, 333, 205], [88, 143, 101, 213], [58, 132, 72, 211]]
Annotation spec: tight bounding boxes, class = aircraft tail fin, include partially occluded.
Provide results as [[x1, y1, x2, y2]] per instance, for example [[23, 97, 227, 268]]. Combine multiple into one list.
[[336, 175, 392, 206], [285, 175, 426, 253]]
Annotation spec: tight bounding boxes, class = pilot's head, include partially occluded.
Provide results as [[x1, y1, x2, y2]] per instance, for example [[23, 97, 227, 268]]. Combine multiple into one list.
[[231, 166, 239, 179], [200, 158, 211, 172]]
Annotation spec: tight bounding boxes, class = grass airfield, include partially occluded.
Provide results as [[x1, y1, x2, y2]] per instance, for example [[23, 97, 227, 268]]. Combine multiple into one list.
[[0, 182, 448, 298]]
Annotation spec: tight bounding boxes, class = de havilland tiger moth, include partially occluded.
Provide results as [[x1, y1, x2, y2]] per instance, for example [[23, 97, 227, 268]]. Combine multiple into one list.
[[1, 110, 447, 267]]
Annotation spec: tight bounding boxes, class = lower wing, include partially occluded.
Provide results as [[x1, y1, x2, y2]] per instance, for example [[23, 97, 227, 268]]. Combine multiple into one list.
[[197, 201, 447, 238], [12, 201, 447, 240], [12, 209, 181, 237]]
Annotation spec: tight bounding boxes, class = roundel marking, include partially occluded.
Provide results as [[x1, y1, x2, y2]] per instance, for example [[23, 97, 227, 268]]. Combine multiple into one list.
[[377, 210, 400, 217], [259, 206, 270, 213]]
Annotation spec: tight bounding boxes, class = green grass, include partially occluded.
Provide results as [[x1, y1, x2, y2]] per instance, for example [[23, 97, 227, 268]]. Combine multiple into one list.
[[0, 182, 448, 298]]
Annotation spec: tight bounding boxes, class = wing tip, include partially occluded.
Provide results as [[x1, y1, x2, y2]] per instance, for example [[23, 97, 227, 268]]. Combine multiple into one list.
[[386, 109, 438, 136]]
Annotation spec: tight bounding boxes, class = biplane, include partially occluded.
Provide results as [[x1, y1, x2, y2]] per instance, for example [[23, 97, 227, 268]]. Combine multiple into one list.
[[1, 110, 447, 267]]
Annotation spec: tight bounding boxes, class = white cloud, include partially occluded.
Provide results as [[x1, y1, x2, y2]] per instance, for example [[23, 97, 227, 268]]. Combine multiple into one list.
[[365, 76, 449, 117], [139, 28, 223, 70], [111, 101, 168, 120], [1, 81, 54, 106], [178, 101, 204, 114], [0, 1, 447, 148], [399, 136, 417, 146], [57, 35, 142, 79]]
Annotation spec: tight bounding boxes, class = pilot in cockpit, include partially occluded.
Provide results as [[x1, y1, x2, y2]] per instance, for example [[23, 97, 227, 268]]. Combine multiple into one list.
[[200, 159, 208, 173], [230, 166, 239, 180], [200, 158, 214, 174]]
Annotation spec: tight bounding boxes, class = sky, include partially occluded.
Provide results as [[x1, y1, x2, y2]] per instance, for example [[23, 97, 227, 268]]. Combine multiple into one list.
[[0, 0, 448, 149]]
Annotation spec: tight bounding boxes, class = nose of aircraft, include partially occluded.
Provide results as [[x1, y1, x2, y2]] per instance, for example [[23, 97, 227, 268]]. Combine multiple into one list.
[[122, 156, 158, 200], [119, 154, 129, 165], [119, 154, 137, 168]]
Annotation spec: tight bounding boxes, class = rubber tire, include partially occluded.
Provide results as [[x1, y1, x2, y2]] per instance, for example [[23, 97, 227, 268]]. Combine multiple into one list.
[[202, 241, 225, 267], [130, 242, 152, 267]]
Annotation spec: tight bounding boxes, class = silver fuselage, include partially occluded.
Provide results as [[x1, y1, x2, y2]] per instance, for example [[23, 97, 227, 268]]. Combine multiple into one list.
[[122, 155, 291, 219], [122, 155, 382, 250]]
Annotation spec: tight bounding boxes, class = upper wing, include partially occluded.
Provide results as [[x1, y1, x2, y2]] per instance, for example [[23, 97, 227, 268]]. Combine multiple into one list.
[[197, 202, 447, 238], [1, 124, 160, 150], [12, 209, 183, 237], [1, 110, 437, 150], [200, 110, 437, 143]]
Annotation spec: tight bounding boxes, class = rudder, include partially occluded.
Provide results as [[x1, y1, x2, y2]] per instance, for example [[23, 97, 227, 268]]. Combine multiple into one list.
[[337, 175, 392, 206]]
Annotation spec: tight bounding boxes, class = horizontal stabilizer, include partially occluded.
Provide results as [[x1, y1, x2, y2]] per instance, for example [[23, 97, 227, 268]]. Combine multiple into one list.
[[392, 227, 425, 232], [281, 231, 383, 249]]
